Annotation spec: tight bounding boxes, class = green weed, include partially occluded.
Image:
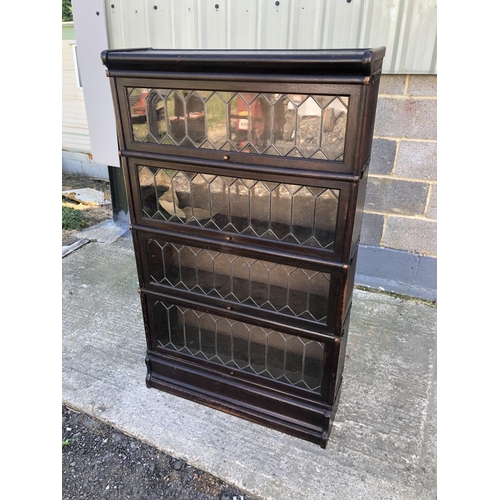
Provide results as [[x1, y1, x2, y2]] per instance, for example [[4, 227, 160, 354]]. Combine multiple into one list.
[[62, 206, 85, 231]]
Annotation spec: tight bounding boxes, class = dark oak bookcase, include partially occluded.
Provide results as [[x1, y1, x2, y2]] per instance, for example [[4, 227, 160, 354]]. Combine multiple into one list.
[[102, 47, 385, 448]]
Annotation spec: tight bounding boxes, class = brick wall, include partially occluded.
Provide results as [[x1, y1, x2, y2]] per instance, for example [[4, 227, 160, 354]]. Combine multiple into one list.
[[361, 75, 437, 258], [356, 75, 437, 301]]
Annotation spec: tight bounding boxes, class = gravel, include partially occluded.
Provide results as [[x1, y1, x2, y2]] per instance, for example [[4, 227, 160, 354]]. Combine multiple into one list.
[[62, 404, 254, 500]]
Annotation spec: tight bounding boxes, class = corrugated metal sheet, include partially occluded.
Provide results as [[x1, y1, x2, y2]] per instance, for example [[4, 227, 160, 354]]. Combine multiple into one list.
[[62, 37, 92, 152], [104, 0, 437, 74]]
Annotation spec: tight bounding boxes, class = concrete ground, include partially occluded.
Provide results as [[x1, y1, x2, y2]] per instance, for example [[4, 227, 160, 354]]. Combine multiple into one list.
[[62, 226, 437, 500]]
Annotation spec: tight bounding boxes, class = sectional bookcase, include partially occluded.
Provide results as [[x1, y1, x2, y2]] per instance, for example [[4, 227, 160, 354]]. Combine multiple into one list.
[[102, 47, 385, 447]]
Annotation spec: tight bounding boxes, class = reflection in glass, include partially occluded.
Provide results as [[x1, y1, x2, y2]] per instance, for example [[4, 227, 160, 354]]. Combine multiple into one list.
[[297, 97, 321, 158], [127, 88, 349, 161], [186, 92, 205, 145], [206, 93, 227, 149], [154, 300, 324, 392], [148, 90, 166, 142], [138, 166, 340, 249], [229, 95, 249, 151], [166, 91, 187, 145], [146, 239, 331, 322], [128, 88, 149, 141]]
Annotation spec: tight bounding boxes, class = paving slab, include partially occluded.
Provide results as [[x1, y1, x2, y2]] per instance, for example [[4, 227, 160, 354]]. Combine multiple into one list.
[[62, 238, 437, 500], [62, 187, 111, 206], [71, 220, 129, 245]]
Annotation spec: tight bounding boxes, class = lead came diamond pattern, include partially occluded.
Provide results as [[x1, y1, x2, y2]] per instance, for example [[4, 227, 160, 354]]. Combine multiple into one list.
[[138, 166, 340, 250], [154, 300, 324, 393], [128, 88, 349, 161], [147, 239, 330, 322]]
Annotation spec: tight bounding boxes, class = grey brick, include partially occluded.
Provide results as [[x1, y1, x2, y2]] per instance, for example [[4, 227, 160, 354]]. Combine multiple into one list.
[[365, 177, 429, 216], [356, 245, 419, 285], [415, 254, 437, 292], [62, 154, 109, 180], [62, 158, 84, 176], [395, 141, 437, 180], [62, 151, 91, 163], [379, 75, 407, 95], [370, 138, 397, 175], [360, 212, 384, 246], [384, 217, 437, 256], [374, 97, 437, 140], [356, 245, 437, 301], [426, 185, 437, 220], [85, 162, 109, 181], [408, 75, 437, 96]]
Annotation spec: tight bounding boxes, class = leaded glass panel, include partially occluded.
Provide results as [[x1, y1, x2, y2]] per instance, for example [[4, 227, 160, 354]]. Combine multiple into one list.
[[127, 88, 349, 161], [138, 166, 340, 250], [146, 239, 330, 322], [154, 300, 324, 393]]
